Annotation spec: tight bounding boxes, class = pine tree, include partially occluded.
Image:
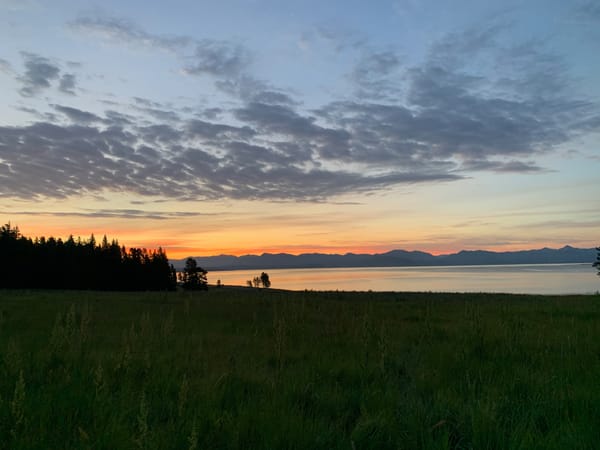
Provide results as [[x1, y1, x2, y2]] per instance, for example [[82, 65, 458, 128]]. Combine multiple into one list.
[[181, 258, 208, 290]]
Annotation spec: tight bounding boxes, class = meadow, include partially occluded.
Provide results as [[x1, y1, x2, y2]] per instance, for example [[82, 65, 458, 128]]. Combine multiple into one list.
[[0, 288, 599, 449]]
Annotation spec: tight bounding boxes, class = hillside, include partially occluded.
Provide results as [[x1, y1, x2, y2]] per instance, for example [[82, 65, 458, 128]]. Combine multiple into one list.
[[172, 245, 596, 270]]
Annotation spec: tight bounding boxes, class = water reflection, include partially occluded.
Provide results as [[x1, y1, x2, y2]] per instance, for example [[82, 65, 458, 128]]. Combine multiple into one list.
[[210, 264, 598, 295]]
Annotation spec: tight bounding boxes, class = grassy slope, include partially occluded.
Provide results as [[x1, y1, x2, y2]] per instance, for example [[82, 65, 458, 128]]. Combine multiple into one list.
[[0, 288, 599, 449]]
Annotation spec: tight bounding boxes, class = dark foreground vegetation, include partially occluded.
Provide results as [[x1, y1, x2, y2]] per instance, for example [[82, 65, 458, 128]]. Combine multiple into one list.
[[0, 224, 175, 290], [0, 289, 599, 449]]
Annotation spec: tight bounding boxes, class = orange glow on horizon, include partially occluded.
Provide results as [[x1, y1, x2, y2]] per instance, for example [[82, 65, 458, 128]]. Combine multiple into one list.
[[7, 220, 595, 261], [163, 241, 584, 259]]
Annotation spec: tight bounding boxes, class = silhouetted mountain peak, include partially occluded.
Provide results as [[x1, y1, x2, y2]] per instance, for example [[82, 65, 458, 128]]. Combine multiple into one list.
[[174, 245, 596, 271]]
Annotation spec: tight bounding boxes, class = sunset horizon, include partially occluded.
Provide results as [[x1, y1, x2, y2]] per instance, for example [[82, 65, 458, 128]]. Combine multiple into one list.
[[3, 219, 594, 260]]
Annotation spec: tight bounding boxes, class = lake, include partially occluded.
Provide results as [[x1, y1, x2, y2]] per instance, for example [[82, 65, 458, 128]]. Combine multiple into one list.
[[209, 263, 599, 295]]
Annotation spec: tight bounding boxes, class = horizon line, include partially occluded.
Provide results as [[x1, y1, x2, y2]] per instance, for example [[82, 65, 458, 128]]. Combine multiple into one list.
[[178, 244, 591, 260]]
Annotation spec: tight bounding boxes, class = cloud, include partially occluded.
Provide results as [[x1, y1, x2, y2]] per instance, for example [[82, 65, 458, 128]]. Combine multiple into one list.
[[574, 1, 600, 21], [354, 50, 401, 78], [333, 22, 600, 172], [0, 58, 13, 74], [58, 73, 76, 94], [4, 19, 599, 203], [185, 119, 255, 141], [0, 209, 208, 220], [18, 52, 61, 96], [519, 219, 600, 230], [135, 106, 180, 123], [234, 102, 323, 137], [351, 49, 402, 99], [300, 25, 367, 54], [427, 22, 507, 70], [68, 16, 192, 51], [461, 159, 544, 173], [53, 104, 102, 124], [104, 109, 136, 125], [71, 14, 252, 81], [183, 40, 251, 77], [71, 13, 256, 97], [15, 52, 78, 97], [197, 107, 223, 120], [0, 110, 460, 203]]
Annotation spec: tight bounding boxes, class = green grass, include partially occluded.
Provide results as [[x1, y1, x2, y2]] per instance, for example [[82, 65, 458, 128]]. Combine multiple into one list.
[[1, 288, 599, 449]]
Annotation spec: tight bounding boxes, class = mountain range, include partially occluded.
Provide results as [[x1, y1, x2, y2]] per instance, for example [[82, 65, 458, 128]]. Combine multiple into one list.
[[172, 245, 597, 271]]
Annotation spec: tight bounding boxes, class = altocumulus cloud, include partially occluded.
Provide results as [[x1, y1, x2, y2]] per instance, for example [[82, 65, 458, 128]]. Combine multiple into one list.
[[18, 52, 61, 97], [0, 110, 461, 201], [2, 18, 599, 202], [16, 52, 79, 97]]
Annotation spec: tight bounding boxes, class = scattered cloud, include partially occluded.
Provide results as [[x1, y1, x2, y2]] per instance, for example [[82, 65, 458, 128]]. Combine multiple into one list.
[[18, 52, 61, 96], [58, 73, 76, 95], [70, 14, 252, 81], [3, 15, 598, 203], [68, 16, 192, 51], [70, 13, 258, 99], [183, 40, 251, 77], [351, 49, 402, 99], [300, 25, 366, 54], [14, 52, 78, 97], [574, 1, 600, 21], [427, 22, 507, 70]]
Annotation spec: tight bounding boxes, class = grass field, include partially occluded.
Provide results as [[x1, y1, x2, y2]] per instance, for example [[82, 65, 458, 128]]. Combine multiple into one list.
[[0, 288, 599, 449]]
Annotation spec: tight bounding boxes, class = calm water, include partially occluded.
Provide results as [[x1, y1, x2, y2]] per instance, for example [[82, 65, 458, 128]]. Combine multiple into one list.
[[210, 264, 599, 295]]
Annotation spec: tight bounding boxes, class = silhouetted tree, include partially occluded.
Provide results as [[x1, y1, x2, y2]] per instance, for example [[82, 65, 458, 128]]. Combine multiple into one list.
[[247, 272, 271, 288], [260, 272, 271, 288], [1, 222, 20, 239], [0, 223, 176, 291], [181, 257, 208, 290], [594, 247, 600, 277]]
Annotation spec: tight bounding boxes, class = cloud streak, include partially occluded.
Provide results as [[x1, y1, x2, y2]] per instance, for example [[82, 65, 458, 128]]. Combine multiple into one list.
[[70, 15, 252, 81], [1, 209, 210, 220], [68, 16, 192, 51]]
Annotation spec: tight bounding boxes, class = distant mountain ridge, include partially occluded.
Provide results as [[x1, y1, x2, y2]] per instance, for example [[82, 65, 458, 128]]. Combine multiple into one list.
[[172, 245, 597, 271]]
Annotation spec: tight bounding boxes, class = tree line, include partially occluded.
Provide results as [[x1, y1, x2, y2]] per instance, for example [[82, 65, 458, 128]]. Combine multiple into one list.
[[0, 223, 176, 291]]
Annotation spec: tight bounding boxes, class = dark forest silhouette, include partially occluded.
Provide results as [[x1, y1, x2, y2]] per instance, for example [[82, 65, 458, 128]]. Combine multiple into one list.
[[0, 223, 176, 290]]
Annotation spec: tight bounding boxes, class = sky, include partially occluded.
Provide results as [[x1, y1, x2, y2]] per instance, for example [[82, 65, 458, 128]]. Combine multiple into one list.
[[1, 0, 599, 258]]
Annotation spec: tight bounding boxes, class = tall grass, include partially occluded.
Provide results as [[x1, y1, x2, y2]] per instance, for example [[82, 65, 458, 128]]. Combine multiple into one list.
[[0, 288, 599, 449]]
